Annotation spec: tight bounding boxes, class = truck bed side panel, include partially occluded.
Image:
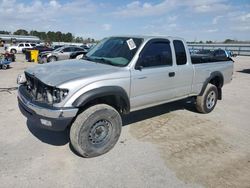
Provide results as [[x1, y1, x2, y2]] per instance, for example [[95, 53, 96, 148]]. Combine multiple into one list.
[[191, 61, 233, 95]]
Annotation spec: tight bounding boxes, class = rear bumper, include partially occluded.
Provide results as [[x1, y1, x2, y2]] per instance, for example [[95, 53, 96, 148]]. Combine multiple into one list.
[[18, 85, 78, 131]]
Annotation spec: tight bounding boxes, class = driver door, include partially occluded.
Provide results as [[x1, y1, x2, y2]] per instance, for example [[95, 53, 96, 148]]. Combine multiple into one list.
[[58, 47, 72, 60], [130, 39, 176, 110]]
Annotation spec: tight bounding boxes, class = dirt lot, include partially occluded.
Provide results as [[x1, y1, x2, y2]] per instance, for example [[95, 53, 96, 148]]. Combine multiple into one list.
[[0, 49, 250, 188]]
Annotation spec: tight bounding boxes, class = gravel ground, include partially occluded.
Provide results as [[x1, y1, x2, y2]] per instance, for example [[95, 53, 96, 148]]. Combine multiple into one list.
[[0, 49, 249, 188]]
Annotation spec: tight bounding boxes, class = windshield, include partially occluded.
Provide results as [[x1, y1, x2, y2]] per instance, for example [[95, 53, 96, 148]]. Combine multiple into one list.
[[85, 37, 143, 67], [53, 46, 64, 52]]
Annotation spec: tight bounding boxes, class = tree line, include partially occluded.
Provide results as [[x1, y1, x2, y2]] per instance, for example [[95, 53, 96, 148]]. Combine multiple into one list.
[[0, 29, 96, 43]]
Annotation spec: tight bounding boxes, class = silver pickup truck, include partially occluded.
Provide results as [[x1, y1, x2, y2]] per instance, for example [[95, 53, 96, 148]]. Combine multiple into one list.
[[17, 36, 234, 157]]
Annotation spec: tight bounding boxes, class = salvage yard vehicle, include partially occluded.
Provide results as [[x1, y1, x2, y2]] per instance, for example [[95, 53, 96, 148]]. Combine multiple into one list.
[[38, 46, 86, 63], [0, 52, 15, 62], [6, 43, 37, 54], [17, 36, 234, 157], [0, 55, 11, 70], [191, 49, 235, 64]]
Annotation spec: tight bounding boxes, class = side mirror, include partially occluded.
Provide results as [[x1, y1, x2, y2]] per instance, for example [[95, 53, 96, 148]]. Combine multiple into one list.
[[135, 65, 143, 71], [135, 55, 144, 71]]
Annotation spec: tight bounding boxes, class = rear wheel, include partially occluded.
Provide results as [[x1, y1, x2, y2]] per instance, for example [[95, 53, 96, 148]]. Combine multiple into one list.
[[70, 104, 122, 158], [76, 54, 84, 59], [196, 84, 218, 113]]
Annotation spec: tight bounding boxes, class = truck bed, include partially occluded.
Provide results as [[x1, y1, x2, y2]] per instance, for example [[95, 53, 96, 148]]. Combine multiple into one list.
[[191, 54, 233, 64]]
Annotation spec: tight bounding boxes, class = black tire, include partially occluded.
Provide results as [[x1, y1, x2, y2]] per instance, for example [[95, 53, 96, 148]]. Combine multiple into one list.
[[70, 104, 122, 158], [196, 83, 218, 113], [47, 56, 57, 62], [2, 64, 8, 70], [10, 49, 17, 54]]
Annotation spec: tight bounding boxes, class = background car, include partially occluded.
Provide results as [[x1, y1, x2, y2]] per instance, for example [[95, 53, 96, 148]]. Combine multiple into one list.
[[6, 43, 37, 53], [38, 46, 86, 63]]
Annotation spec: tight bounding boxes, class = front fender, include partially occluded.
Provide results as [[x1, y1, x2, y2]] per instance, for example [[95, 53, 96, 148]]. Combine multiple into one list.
[[72, 86, 130, 113]]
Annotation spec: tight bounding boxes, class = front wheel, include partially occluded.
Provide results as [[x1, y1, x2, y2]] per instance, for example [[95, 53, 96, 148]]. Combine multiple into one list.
[[196, 84, 218, 113], [47, 56, 57, 62], [70, 104, 122, 158]]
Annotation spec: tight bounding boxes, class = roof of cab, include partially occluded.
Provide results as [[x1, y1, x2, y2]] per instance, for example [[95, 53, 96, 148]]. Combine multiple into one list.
[[109, 35, 185, 41]]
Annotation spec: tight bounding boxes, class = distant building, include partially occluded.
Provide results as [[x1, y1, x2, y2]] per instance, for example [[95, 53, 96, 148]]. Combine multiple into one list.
[[0, 34, 40, 44]]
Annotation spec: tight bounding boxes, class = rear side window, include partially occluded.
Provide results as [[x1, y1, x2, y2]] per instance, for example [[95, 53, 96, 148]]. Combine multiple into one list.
[[25, 44, 30, 47], [73, 47, 83, 51], [214, 50, 226, 57], [139, 41, 172, 68], [62, 47, 72, 52], [173, 40, 187, 65]]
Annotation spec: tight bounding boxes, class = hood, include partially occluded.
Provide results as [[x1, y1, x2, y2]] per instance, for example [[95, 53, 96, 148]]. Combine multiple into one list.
[[25, 59, 121, 86]]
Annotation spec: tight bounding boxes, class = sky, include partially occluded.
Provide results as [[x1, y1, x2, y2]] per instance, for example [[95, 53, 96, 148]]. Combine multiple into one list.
[[0, 0, 249, 41]]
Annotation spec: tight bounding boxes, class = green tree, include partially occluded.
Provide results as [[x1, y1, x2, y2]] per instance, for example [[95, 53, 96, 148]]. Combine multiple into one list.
[[55, 31, 62, 42], [47, 31, 57, 41], [13, 29, 29, 35], [74, 37, 83, 43], [224, 39, 236, 43], [0, 30, 11, 34], [64, 32, 73, 42]]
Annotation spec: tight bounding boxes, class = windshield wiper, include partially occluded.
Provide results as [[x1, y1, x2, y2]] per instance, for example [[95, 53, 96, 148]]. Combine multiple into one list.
[[82, 56, 94, 61]]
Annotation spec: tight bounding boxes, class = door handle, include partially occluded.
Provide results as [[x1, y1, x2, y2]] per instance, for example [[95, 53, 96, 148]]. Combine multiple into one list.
[[137, 76, 147, 79], [169, 72, 175, 77]]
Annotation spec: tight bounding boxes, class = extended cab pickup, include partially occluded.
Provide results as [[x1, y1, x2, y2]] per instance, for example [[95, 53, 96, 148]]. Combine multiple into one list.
[[17, 36, 234, 157]]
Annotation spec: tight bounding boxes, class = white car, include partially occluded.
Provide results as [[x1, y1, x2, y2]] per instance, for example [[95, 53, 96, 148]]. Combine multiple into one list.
[[6, 43, 37, 54]]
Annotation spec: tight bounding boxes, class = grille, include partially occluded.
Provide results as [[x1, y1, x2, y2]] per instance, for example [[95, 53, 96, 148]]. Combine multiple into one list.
[[25, 72, 53, 104]]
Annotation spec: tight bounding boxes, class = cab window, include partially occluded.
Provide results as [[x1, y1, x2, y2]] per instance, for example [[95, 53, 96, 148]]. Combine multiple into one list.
[[137, 41, 172, 68], [173, 40, 187, 65]]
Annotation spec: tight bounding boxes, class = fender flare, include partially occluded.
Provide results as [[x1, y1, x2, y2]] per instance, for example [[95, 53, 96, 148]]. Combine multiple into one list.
[[72, 86, 130, 114], [199, 71, 224, 99]]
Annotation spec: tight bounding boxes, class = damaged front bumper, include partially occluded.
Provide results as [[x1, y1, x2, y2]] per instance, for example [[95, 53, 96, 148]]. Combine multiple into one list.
[[18, 85, 78, 131]]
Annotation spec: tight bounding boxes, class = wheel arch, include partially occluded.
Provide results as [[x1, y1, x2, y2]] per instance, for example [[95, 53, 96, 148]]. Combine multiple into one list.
[[48, 55, 58, 62], [199, 71, 224, 100], [72, 86, 130, 114], [10, 48, 17, 53]]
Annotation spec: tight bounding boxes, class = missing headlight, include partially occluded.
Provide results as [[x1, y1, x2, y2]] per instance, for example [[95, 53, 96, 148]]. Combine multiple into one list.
[[51, 88, 68, 103]]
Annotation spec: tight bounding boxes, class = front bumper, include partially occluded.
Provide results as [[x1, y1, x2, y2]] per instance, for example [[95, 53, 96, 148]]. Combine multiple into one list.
[[18, 85, 78, 131]]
